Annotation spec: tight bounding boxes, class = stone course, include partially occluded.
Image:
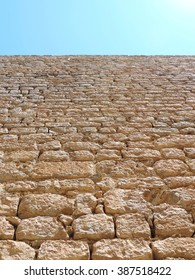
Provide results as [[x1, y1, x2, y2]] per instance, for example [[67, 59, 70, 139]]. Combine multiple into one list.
[[0, 56, 195, 259]]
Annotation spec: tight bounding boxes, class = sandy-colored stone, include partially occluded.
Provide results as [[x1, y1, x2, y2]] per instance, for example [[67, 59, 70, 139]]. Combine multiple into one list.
[[38, 240, 90, 260], [58, 215, 73, 226], [16, 216, 68, 240], [92, 239, 152, 260], [0, 217, 15, 239], [71, 150, 94, 161], [0, 163, 27, 182], [74, 193, 97, 217], [116, 213, 151, 239], [73, 214, 114, 240], [96, 177, 117, 191], [154, 206, 194, 238], [0, 194, 19, 216], [39, 150, 69, 161], [153, 159, 189, 178], [18, 193, 74, 218], [152, 238, 195, 260], [161, 148, 185, 160], [0, 240, 35, 260], [38, 140, 61, 151], [104, 189, 151, 215], [4, 151, 39, 162], [184, 148, 195, 158], [96, 149, 121, 161], [155, 135, 195, 148], [30, 161, 95, 180], [122, 148, 161, 160]]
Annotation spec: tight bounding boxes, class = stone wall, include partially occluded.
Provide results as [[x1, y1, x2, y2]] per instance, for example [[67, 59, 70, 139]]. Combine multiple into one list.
[[0, 56, 194, 260]]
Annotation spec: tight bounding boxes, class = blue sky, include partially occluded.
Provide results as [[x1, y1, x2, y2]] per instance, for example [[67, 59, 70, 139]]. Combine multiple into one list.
[[1, 0, 195, 55]]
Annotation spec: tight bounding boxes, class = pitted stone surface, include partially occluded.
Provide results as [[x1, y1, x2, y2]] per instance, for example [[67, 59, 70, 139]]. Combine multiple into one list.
[[0, 56, 195, 259], [38, 240, 90, 260]]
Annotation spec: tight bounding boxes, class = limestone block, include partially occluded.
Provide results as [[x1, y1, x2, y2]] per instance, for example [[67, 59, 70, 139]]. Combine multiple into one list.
[[0, 163, 27, 182], [96, 177, 117, 191], [117, 177, 165, 189], [0, 217, 15, 239], [184, 148, 195, 158], [58, 215, 73, 226], [4, 151, 39, 162], [71, 150, 94, 161], [39, 150, 69, 161], [73, 214, 115, 240], [16, 216, 69, 240], [92, 239, 152, 260], [74, 193, 97, 217], [153, 159, 189, 178], [30, 161, 95, 180], [18, 194, 74, 218], [0, 194, 19, 216], [155, 135, 195, 148], [63, 141, 101, 152], [104, 189, 151, 215], [38, 240, 90, 260], [103, 141, 126, 150], [122, 148, 161, 160], [186, 159, 195, 172], [152, 238, 195, 260], [38, 140, 61, 151], [96, 149, 121, 161], [161, 148, 185, 160], [154, 207, 194, 238], [0, 240, 35, 260], [164, 176, 195, 188], [116, 213, 151, 239]]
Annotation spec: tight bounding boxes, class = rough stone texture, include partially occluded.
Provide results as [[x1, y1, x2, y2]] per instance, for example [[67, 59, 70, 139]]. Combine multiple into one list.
[[116, 213, 151, 239], [16, 216, 69, 240], [0, 217, 15, 239], [152, 238, 195, 260], [154, 206, 194, 238], [38, 240, 90, 260], [92, 239, 152, 260], [72, 214, 115, 240], [18, 193, 74, 218], [0, 240, 35, 260], [0, 56, 195, 259]]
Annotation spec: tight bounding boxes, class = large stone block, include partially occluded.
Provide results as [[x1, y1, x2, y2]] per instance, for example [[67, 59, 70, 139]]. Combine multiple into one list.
[[18, 194, 74, 218], [0, 194, 19, 216], [0, 240, 35, 260], [72, 214, 115, 240], [0, 217, 15, 239], [92, 239, 152, 260], [152, 238, 195, 260], [38, 240, 90, 260], [16, 216, 69, 240], [30, 161, 95, 179]]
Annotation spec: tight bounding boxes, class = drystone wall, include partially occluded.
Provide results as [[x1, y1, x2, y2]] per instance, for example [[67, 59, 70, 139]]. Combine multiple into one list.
[[0, 56, 195, 260]]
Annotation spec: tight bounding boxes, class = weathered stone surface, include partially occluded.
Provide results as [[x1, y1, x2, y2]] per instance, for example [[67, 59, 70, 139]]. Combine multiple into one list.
[[4, 151, 39, 162], [18, 194, 74, 218], [73, 214, 115, 240], [30, 161, 95, 179], [38, 240, 90, 260], [116, 213, 151, 239], [153, 159, 189, 178], [0, 240, 35, 260], [152, 238, 195, 260], [0, 194, 19, 216], [154, 207, 194, 238], [104, 189, 151, 215], [0, 217, 15, 239], [161, 148, 185, 160], [0, 163, 27, 182], [96, 177, 117, 191], [155, 135, 195, 149], [92, 239, 152, 260], [184, 148, 195, 158], [16, 216, 68, 240], [74, 193, 97, 217], [122, 148, 161, 160], [39, 151, 69, 161], [71, 151, 94, 161]]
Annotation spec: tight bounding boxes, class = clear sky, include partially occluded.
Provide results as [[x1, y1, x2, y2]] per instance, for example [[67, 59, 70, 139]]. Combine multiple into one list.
[[1, 0, 195, 55]]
